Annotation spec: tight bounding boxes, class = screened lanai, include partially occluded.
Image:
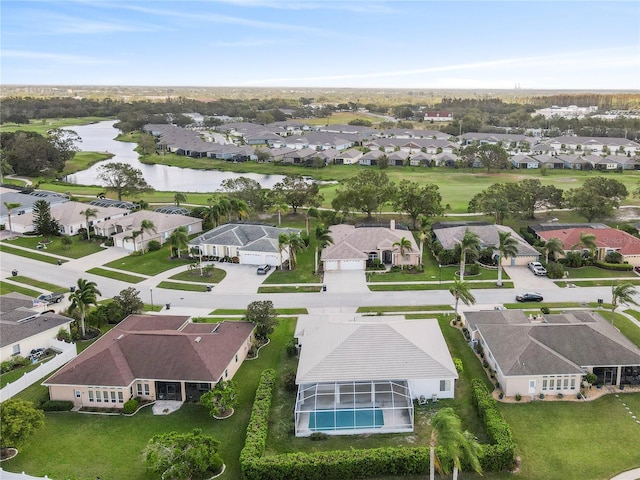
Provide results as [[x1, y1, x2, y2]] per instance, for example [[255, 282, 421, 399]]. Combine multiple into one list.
[[294, 380, 414, 437]]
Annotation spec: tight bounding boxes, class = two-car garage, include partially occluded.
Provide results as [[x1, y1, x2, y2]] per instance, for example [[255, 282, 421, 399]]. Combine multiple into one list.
[[323, 259, 366, 271]]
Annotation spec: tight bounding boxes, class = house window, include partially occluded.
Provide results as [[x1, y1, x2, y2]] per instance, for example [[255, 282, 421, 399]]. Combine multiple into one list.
[[130, 386, 133, 397], [118, 392, 124, 403], [235, 354, 238, 362], [111, 391, 116, 403], [88, 391, 94, 402], [144, 384, 150, 396], [439, 380, 450, 392], [12, 344, 20, 355], [103, 391, 109, 402], [96, 392, 101, 403], [563, 377, 569, 390], [570, 378, 576, 390], [225, 369, 228, 378], [75, 390, 81, 399], [549, 378, 555, 389], [137, 384, 142, 396], [542, 378, 548, 391]]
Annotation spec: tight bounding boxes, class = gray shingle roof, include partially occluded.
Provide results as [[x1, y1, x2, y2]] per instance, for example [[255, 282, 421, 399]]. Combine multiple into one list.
[[189, 222, 299, 253]]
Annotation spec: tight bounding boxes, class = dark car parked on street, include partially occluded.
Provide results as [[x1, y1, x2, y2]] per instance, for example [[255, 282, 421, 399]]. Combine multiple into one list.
[[516, 292, 544, 302]]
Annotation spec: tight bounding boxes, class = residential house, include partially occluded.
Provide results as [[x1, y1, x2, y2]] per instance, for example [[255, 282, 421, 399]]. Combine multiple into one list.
[[322, 221, 420, 271], [294, 314, 458, 436], [510, 154, 539, 169], [533, 154, 566, 169], [464, 310, 640, 397], [433, 152, 458, 167], [0, 188, 69, 231], [388, 150, 409, 166], [0, 293, 74, 363], [408, 151, 432, 167], [424, 111, 454, 122], [188, 222, 300, 267], [334, 148, 364, 165], [93, 210, 203, 252], [545, 136, 640, 156], [44, 315, 255, 408], [359, 150, 385, 166]]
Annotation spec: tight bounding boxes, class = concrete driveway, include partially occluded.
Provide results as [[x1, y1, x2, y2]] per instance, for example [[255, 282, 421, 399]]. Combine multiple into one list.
[[322, 270, 369, 293], [503, 265, 558, 292], [211, 263, 272, 294]]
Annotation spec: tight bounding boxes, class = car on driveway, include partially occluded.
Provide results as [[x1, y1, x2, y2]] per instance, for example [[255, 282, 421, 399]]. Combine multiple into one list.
[[516, 292, 544, 302], [256, 264, 271, 275], [528, 262, 547, 276], [33, 293, 64, 305]]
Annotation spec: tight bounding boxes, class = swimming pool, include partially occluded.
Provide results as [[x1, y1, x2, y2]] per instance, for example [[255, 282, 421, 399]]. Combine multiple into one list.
[[309, 408, 384, 431]]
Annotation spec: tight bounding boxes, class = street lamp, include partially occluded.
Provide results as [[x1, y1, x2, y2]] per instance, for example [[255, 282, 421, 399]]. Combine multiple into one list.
[[150, 288, 154, 310], [439, 264, 442, 285]]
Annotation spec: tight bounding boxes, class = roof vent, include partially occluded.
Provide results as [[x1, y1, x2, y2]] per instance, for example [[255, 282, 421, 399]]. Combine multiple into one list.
[[117, 334, 124, 340], [195, 336, 202, 343]]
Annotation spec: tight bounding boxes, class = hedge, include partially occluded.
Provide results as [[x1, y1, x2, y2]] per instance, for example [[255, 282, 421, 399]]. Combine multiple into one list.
[[241, 370, 515, 480], [594, 260, 633, 271], [471, 379, 516, 470], [42, 400, 73, 411]]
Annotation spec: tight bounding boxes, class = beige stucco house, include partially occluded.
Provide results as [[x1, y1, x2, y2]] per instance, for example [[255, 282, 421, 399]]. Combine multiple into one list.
[[44, 315, 255, 408]]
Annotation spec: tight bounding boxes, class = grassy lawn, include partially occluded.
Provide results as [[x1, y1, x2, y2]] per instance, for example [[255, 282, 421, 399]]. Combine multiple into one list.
[[169, 268, 227, 284], [0, 356, 54, 388], [614, 313, 640, 347], [2, 235, 105, 258], [503, 301, 589, 309], [210, 308, 308, 315], [5, 317, 296, 480], [61, 151, 113, 176], [0, 117, 110, 134], [103, 247, 192, 275], [86, 267, 146, 283], [563, 266, 638, 279], [556, 279, 640, 287], [263, 260, 321, 284], [258, 285, 322, 293], [368, 281, 513, 291], [0, 281, 40, 297], [357, 305, 454, 313], [156, 281, 208, 292], [0, 243, 68, 265], [368, 264, 507, 283], [11, 276, 67, 293], [625, 309, 640, 322], [498, 393, 640, 480]]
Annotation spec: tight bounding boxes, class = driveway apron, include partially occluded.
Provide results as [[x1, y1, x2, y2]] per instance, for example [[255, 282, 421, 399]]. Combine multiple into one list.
[[322, 270, 369, 294]]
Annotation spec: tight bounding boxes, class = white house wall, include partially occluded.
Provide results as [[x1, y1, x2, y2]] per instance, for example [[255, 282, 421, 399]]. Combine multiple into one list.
[[0, 323, 72, 363], [408, 378, 455, 400]]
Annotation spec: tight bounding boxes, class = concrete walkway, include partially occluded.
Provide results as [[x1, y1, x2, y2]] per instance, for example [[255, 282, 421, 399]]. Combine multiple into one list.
[[610, 468, 640, 480]]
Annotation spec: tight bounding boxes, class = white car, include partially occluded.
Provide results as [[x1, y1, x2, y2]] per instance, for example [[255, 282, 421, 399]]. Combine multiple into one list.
[[528, 261, 547, 276]]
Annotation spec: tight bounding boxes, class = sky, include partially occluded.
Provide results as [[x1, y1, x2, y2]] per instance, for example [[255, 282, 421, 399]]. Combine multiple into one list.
[[1, 1, 639, 90]]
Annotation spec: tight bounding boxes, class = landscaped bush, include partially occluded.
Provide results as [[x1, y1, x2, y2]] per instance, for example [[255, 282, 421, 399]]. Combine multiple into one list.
[[42, 400, 73, 411], [453, 357, 464, 373], [466, 263, 480, 275], [123, 399, 139, 414], [147, 240, 161, 251], [594, 260, 633, 271], [283, 370, 297, 393], [604, 251, 623, 264], [285, 338, 298, 357], [515, 394, 522, 401], [540, 306, 550, 315], [546, 261, 565, 279]]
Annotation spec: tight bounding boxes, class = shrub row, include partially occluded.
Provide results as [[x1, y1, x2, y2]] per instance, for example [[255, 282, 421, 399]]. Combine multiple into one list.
[[42, 400, 73, 411], [594, 260, 633, 271], [471, 379, 516, 471], [122, 398, 138, 414]]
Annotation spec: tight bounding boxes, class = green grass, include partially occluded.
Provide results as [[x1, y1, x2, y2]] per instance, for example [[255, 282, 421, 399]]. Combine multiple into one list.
[[2, 235, 106, 258], [368, 281, 513, 291], [210, 308, 308, 315], [625, 309, 640, 322], [614, 313, 640, 347], [86, 267, 146, 283], [0, 117, 111, 134], [5, 317, 296, 480], [61, 151, 113, 176], [498, 394, 640, 480], [11, 276, 67, 293], [258, 285, 322, 293], [357, 305, 454, 313], [103, 247, 193, 275], [0, 281, 41, 297], [0, 243, 68, 265], [368, 265, 507, 283], [156, 281, 208, 292], [556, 279, 640, 287], [168, 268, 227, 284], [563, 266, 638, 279], [0, 356, 54, 388], [503, 301, 587, 309]]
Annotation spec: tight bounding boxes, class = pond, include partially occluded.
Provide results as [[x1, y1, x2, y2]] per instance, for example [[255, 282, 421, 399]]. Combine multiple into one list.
[[64, 120, 288, 192]]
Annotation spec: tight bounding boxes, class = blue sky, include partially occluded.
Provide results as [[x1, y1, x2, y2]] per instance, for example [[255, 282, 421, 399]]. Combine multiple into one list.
[[1, 1, 639, 89]]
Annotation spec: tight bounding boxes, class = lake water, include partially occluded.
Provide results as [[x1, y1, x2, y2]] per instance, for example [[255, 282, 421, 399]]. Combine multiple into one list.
[[64, 120, 288, 192]]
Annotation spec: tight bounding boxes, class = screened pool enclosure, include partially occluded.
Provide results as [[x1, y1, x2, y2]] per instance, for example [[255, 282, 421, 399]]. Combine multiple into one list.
[[295, 380, 414, 436]]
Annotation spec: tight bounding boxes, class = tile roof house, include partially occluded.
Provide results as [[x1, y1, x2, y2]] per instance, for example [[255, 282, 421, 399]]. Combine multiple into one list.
[[94, 210, 203, 253], [322, 222, 419, 271], [188, 222, 300, 267], [535, 226, 640, 266], [464, 310, 640, 397], [293, 314, 457, 436], [0, 188, 69, 232], [44, 315, 255, 408], [432, 223, 539, 266], [0, 293, 74, 363]]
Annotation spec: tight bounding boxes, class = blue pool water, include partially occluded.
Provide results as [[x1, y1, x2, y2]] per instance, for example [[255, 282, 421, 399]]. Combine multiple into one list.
[[309, 408, 384, 431]]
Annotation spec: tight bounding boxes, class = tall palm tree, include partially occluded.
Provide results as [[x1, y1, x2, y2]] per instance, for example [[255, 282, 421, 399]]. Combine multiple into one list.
[[68, 278, 101, 338], [611, 282, 639, 325], [216, 197, 231, 223], [417, 216, 430, 266], [79, 207, 98, 240], [314, 224, 333, 272], [572, 232, 597, 261], [173, 192, 187, 207], [3, 201, 21, 233], [545, 237, 565, 264], [138, 219, 157, 252], [229, 198, 249, 222], [458, 229, 480, 282], [449, 280, 476, 318], [430, 407, 461, 480], [392, 236, 413, 270], [167, 226, 189, 258], [203, 199, 223, 229], [124, 230, 141, 252], [270, 203, 289, 226], [495, 231, 519, 287], [305, 207, 319, 236], [278, 232, 287, 269], [279, 232, 305, 270], [452, 430, 483, 480]]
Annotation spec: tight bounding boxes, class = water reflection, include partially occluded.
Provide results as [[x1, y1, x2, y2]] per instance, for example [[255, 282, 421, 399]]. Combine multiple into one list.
[[64, 120, 287, 192]]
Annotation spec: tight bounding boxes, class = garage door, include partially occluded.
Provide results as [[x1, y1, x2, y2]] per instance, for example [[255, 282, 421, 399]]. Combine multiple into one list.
[[240, 252, 264, 265], [324, 260, 339, 271], [339, 260, 365, 270]]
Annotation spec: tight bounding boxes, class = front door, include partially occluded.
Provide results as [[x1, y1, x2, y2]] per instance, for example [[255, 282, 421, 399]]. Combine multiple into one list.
[[167, 384, 177, 400], [528, 380, 536, 394]]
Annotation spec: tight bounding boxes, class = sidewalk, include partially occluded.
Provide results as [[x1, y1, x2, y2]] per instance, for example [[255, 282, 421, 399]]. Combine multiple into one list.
[[610, 468, 640, 480]]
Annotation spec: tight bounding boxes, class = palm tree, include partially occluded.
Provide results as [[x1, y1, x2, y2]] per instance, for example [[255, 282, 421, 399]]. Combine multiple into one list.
[[79, 207, 98, 240], [124, 230, 141, 252], [305, 207, 319, 236], [138, 219, 156, 252], [449, 280, 476, 318], [68, 278, 101, 338], [167, 226, 189, 258], [278, 232, 287, 269], [229, 198, 249, 222], [203, 199, 223, 229], [280, 232, 305, 270], [417, 216, 430, 266], [611, 282, 639, 325], [314, 224, 333, 272], [173, 192, 187, 207], [458, 229, 480, 282], [430, 407, 461, 480], [270, 203, 289, 226], [3, 201, 21, 233], [392, 236, 413, 269], [216, 197, 231, 223], [572, 232, 597, 261], [452, 430, 483, 480], [495, 231, 519, 287], [545, 237, 565, 264]]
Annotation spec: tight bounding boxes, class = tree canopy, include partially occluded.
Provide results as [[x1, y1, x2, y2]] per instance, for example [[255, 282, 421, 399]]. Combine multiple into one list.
[[0, 129, 78, 176], [97, 162, 153, 201], [567, 177, 628, 221], [32, 199, 60, 240], [244, 300, 278, 341], [272, 175, 322, 214], [332, 169, 395, 219], [0, 399, 45, 451], [393, 180, 444, 229]]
